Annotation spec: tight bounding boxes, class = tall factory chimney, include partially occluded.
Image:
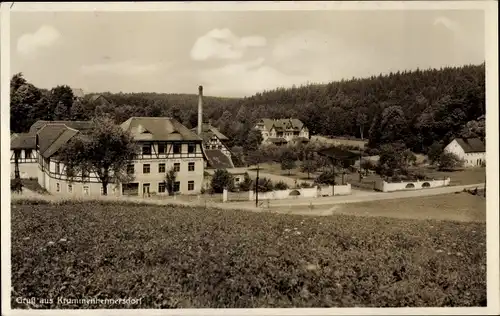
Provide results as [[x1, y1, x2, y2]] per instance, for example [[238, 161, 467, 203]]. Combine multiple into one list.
[[197, 85, 203, 136]]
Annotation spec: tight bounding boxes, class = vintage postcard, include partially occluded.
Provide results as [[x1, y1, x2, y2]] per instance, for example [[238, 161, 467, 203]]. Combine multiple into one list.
[[1, 1, 498, 315]]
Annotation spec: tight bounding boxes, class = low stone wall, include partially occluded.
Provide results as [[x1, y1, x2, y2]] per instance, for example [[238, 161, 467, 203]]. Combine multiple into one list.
[[374, 178, 451, 193], [223, 184, 352, 202]]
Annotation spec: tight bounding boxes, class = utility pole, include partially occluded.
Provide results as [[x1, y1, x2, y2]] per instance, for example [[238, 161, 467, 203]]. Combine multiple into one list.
[[331, 157, 335, 196], [359, 149, 363, 182], [255, 164, 260, 208]]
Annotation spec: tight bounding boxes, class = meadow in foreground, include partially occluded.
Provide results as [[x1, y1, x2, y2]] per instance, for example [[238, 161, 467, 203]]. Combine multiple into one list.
[[11, 199, 486, 308]]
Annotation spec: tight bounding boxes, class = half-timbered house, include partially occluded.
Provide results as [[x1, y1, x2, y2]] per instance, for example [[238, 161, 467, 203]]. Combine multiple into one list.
[[35, 117, 207, 197]]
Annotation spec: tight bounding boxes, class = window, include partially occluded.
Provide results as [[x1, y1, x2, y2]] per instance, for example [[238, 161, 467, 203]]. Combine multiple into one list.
[[174, 163, 180, 172], [235, 177, 241, 182], [84, 186, 89, 195], [188, 181, 195, 191], [25, 149, 32, 158], [159, 163, 166, 173], [173, 181, 180, 192], [127, 164, 135, 174], [158, 182, 166, 193], [158, 143, 166, 154], [188, 162, 195, 172], [55, 163, 60, 174], [188, 143, 196, 154], [142, 144, 151, 155], [173, 144, 181, 154], [143, 164, 151, 174], [68, 184, 73, 193], [56, 183, 60, 192]]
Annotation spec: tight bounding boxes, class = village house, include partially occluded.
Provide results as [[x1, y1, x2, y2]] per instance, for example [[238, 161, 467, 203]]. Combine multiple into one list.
[[255, 118, 309, 146], [443, 137, 486, 167], [10, 120, 94, 179], [191, 121, 234, 169], [35, 117, 206, 197]]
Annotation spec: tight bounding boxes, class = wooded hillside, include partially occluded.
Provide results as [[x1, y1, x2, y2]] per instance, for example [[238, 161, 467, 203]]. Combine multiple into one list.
[[10, 63, 485, 153]]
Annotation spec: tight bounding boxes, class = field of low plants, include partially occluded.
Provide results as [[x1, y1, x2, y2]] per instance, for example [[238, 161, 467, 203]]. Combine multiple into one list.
[[11, 199, 486, 309]]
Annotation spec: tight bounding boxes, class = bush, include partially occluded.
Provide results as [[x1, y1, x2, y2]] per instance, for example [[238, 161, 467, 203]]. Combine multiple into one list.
[[274, 181, 289, 190], [314, 171, 337, 186], [211, 169, 235, 193], [257, 177, 274, 192], [438, 152, 465, 171], [299, 182, 312, 188], [239, 173, 253, 191]]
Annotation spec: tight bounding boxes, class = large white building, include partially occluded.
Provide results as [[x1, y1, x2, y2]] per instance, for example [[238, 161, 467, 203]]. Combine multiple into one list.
[[255, 118, 309, 146], [35, 117, 206, 197], [443, 137, 486, 167]]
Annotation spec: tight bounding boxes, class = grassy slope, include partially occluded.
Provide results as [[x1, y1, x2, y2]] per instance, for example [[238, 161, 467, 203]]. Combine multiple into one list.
[[11, 200, 486, 309]]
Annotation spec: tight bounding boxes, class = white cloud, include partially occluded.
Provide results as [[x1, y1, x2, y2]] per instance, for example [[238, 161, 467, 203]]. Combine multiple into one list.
[[199, 58, 313, 96], [17, 25, 61, 56], [190, 28, 267, 61], [433, 16, 460, 32], [80, 60, 172, 76]]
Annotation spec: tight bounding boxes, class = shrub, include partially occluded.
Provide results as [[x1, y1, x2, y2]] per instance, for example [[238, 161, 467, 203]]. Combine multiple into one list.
[[314, 171, 337, 186], [299, 182, 312, 188], [239, 173, 254, 191], [257, 177, 274, 192], [274, 181, 289, 190], [211, 169, 235, 193], [438, 152, 465, 171]]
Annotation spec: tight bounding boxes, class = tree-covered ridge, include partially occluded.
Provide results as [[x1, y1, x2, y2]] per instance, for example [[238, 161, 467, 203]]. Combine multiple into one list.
[[10, 63, 485, 153]]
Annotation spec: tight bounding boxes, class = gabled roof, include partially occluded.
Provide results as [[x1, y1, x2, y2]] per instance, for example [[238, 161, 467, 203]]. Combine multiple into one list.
[[455, 137, 485, 153], [89, 94, 110, 104], [72, 88, 85, 98], [11, 133, 36, 150], [29, 120, 93, 134], [257, 118, 305, 131], [204, 149, 234, 169], [121, 117, 202, 142], [37, 124, 79, 158], [191, 123, 229, 141]]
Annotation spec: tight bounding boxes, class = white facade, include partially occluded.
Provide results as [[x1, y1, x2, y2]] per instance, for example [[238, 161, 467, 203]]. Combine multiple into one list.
[[37, 142, 205, 197], [444, 139, 485, 167]]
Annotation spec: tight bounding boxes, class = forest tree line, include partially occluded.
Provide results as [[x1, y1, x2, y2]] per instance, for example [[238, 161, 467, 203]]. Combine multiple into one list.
[[10, 63, 485, 154]]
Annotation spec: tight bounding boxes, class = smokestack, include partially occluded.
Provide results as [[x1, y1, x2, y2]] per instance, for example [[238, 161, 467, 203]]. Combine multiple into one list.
[[197, 85, 203, 135]]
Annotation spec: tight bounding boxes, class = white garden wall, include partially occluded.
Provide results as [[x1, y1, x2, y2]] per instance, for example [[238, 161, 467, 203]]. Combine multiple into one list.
[[374, 178, 450, 193], [241, 184, 351, 201]]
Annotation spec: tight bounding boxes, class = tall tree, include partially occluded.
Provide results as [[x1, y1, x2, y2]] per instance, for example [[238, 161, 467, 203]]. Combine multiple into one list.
[[58, 117, 139, 195]]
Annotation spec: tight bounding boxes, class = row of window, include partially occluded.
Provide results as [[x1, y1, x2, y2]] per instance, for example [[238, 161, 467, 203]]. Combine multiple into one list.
[[156, 181, 195, 193], [127, 162, 196, 174], [56, 181, 195, 194], [53, 161, 196, 177], [141, 143, 197, 155]]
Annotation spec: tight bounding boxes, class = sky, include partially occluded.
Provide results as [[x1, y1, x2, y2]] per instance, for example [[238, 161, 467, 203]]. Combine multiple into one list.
[[10, 9, 485, 97]]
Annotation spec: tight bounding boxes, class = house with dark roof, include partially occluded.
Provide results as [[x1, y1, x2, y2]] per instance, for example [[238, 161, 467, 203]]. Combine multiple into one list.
[[34, 117, 207, 197], [444, 137, 486, 167], [255, 118, 309, 146], [10, 120, 94, 179], [120, 117, 206, 196], [191, 122, 234, 169]]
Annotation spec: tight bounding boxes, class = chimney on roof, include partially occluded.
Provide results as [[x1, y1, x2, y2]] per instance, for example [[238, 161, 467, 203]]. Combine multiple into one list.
[[197, 85, 203, 136]]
